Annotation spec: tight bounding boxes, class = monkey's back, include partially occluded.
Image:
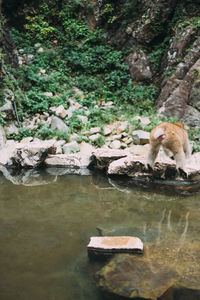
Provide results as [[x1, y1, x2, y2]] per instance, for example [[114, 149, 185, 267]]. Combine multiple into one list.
[[150, 122, 188, 147]]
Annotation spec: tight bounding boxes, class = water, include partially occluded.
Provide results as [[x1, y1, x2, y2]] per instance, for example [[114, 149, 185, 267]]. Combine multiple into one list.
[[0, 167, 200, 300]]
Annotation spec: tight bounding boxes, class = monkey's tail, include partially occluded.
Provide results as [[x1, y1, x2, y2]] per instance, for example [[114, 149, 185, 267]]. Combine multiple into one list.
[[154, 128, 165, 139]]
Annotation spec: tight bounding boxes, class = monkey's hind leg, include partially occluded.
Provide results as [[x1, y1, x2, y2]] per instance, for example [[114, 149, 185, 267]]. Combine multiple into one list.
[[174, 150, 188, 179], [183, 139, 191, 159], [146, 144, 160, 171]]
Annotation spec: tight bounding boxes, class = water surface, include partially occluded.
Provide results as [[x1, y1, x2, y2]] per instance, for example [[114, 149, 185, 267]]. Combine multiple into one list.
[[0, 168, 200, 300]]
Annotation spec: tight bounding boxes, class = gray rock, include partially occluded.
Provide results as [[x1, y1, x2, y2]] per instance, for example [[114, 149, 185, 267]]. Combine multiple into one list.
[[157, 38, 200, 122], [132, 130, 150, 145], [0, 100, 13, 113], [51, 116, 70, 133], [0, 126, 6, 150], [4, 122, 19, 135], [63, 141, 80, 154], [126, 49, 152, 81]]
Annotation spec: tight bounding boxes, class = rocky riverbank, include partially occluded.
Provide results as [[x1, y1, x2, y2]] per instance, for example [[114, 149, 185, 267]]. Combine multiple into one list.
[[0, 128, 199, 183]]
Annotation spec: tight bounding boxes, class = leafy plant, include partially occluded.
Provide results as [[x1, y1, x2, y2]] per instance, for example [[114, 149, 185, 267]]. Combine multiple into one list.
[[7, 127, 36, 141]]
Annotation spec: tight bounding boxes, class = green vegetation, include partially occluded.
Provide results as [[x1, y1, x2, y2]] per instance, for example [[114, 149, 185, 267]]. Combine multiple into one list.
[[3, 0, 158, 142], [1, 0, 199, 150]]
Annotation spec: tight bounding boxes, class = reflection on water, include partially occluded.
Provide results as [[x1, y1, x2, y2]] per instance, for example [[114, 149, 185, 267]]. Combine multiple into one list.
[[0, 167, 200, 300]]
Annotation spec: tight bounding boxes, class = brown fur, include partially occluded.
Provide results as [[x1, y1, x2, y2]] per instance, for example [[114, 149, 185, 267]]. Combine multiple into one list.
[[147, 122, 191, 173]]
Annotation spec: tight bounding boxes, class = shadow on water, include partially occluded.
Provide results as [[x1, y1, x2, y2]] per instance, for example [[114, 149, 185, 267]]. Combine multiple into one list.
[[0, 166, 199, 300]]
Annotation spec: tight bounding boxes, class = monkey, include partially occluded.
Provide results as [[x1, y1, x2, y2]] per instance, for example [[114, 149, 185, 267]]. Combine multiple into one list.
[[146, 122, 191, 177]]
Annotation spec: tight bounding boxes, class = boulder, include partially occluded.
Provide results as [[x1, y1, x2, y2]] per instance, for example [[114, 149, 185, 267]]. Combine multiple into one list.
[[63, 141, 80, 154], [157, 37, 200, 125], [51, 116, 70, 133], [55, 105, 67, 119], [96, 253, 178, 299], [126, 49, 152, 81], [45, 142, 95, 168], [4, 121, 19, 135], [0, 140, 55, 167], [107, 153, 200, 181], [96, 236, 200, 299], [92, 148, 129, 170]]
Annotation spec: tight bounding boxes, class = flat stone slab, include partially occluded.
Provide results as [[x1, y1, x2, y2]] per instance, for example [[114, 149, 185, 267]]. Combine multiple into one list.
[[87, 236, 143, 256], [107, 153, 200, 182], [92, 148, 129, 169]]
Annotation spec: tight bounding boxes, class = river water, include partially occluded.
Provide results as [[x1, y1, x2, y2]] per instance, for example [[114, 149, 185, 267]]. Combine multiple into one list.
[[0, 167, 200, 300]]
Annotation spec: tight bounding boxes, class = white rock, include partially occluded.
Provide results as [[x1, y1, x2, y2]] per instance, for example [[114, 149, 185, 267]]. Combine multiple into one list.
[[132, 130, 150, 145], [40, 68, 46, 74], [21, 137, 34, 143], [89, 133, 101, 142], [44, 92, 53, 97], [37, 47, 44, 53], [34, 43, 41, 48], [133, 116, 151, 126], [77, 115, 88, 124], [55, 105, 67, 119], [66, 106, 76, 118], [129, 144, 149, 156], [103, 126, 112, 136], [0, 140, 56, 167], [117, 121, 128, 134], [110, 140, 121, 149], [90, 127, 101, 134], [87, 236, 143, 252]]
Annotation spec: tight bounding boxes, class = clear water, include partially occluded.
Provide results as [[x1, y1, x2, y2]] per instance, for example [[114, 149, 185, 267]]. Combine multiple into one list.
[[0, 167, 200, 300]]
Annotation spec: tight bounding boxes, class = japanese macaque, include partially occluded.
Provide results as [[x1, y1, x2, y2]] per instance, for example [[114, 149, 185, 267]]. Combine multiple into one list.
[[147, 122, 191, 176]]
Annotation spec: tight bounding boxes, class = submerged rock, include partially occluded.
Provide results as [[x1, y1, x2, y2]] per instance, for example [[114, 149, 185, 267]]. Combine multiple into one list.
[[95, 235, 200, 299], [96, 253, 178, 299]]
